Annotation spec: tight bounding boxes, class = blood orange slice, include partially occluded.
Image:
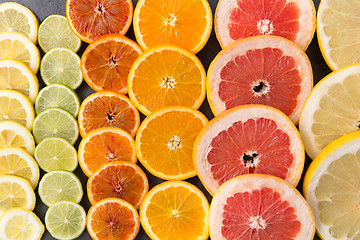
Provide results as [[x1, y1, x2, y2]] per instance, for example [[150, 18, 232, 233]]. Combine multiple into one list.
[[214, 0, 316, 50], [194, 104, 304, 195], [207, 35, 313, 124], [210, 174, 315, 240], [66, 0, 133, 43]]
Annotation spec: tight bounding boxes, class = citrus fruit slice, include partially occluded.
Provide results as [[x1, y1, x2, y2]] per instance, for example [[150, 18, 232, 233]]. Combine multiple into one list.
[[299, 64, 360, 160], [80, 34, 142, 94], [133, 0, 212, 53], [45, 201, 86, 240], [40, 47, 82, 90], [0, 208, 44, 240], [66, 0, 133, 43], [34, 83, 80, 117], [207, 35, 313, 124], [136, 106, 208, 180], [128, 45, 207, 116], [78, 127, 136, 177], [214, 0, 316, 50], [0, 175, 35, 215], [32, 107, 79, 145], [34, 137, 78, 172], [140, 180, 210, 240], [0, 2, 38, 43], [38, 170, 83, 207], [194, 104, 304, 195], [78, 91, 140, 138], [0, 147, 39, 189], [87, 161, 148, 209], [0, 121, 35, 155], [87, 197, 140, 240], [0, 59, 38, 103], [0, 32, 40, 73], [304, 131, 360, 240], [210, 174, 315, 240], [38, 14, 81, 53], [0, 89, 34, 130]]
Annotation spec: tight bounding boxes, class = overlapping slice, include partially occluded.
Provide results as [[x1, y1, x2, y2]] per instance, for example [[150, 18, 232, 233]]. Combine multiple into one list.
[[0, 121, 35, 155], [194, 104, 304, 195]]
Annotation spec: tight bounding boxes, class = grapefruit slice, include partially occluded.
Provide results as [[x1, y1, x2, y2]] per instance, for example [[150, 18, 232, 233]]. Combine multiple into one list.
[[210, 174, 315, 240], [194, 104, 304, 195], [214, 0, 316, 50], [207, 35, 313, 124]]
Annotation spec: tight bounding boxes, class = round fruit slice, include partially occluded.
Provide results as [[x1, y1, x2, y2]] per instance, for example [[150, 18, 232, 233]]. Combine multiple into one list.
[[194, 104, 304, 195], [128, 45, 206, 116], [0, 147, 39, 189], [133, 0, 212, 53], [38, 14, 81, 53], [87, 198, 140, 240], [0, 121, 35, 155], [0, 32, 40, 73], [0, 208, 44, 240], [66, 0, 133, 43], [0, 59, 38, 103], [136, 106, 208, 180], [0, 90, 34, 130], [80, 34, 142, 94], [214, 0, 316, 50], [87, 161, 148, 209], [210, 174, 315, 240], [207, 35, 313, 124], [45, 201, 86, 240], [34, 137, 78, 172], [78, 91, 140, 138], [0, 2, 39, 43], [78, 127, 137, 177], [140, 181, 210, 240], [38, 170, 83, 207]]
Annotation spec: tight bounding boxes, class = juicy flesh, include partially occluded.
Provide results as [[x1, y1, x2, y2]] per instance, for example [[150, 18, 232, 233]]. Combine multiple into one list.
[[0, 154, 32, 178], [0, 97, 27, 126], [0, 182, 29, 213], [0, 39, 31, 67], [0, 67, 30, 96], [0, 9, 31, 36], [0, 130, 26, 149]]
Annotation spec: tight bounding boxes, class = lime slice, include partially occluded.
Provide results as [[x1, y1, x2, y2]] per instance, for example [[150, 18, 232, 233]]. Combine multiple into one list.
[[45, 201, 86, 240], [34, 137, 77, 172], [38, 170, 83, 207], [0, 208, 44, 240], [0, 2, 39, 43], [0, 121, 35, 155], [32, 108, 79, 145], [35, 83, 80, 117], [40, 47, 82, 90]]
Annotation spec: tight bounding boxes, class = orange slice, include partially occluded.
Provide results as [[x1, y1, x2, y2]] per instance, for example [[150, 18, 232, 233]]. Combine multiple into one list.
[[66, 0, 133, 43], [140, 181, 210, 240], [135, 106, 208, 180], [81, 34, 142, 94], [78, 91, 140, 138], [87, 197, 140, 240], [87, 161, 148, 209], [133, 0, 212, 53], [78, 127, 137, 177], [128, 45, 206, 116]]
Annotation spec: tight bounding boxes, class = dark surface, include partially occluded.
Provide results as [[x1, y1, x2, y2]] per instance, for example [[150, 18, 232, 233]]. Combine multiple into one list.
[[0, 0, 330, 239]]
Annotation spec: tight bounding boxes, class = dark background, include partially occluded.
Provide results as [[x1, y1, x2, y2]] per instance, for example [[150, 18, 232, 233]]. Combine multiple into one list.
[[0, 0, 329, 239]]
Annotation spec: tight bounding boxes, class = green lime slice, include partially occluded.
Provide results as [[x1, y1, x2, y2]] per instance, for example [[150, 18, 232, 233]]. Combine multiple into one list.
[[32, 107, 79, 145], [40, 47, 82, 90], [34, 83, 80, 117], [45, 201, 86, 240], [38, 170, 83, 207], [38, 14, 81, 53], [34, 137, 77, 172]]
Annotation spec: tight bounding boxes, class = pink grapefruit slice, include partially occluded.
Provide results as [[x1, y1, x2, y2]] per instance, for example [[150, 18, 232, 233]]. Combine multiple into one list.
[[210, 174, 315, 240], [194, 104, 304, 195], [214, 0, 316, 50], [207, 35, 313, 124]]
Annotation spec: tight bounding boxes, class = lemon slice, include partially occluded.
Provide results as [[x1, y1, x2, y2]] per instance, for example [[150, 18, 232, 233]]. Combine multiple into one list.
[[0, 121, 35, 155], [0, 32, 40, 73], [0, 2, 38, 43], [0, 208, 44, 240]]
